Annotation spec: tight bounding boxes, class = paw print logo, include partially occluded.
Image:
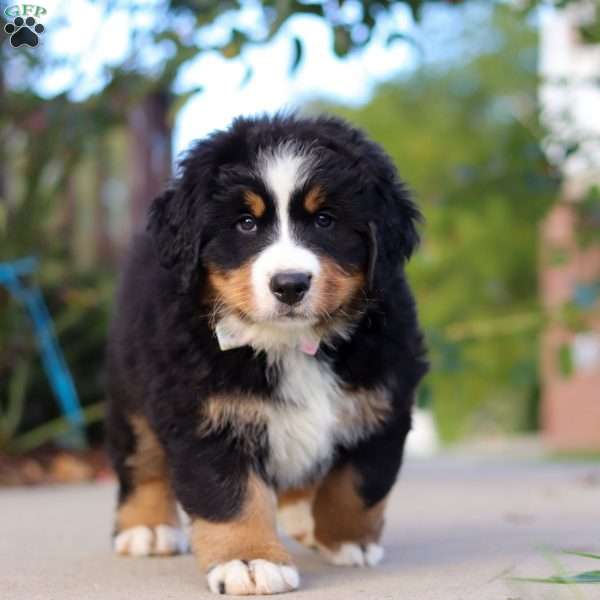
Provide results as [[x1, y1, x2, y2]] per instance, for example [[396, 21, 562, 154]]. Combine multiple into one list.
[[4, 16, 45, 48]]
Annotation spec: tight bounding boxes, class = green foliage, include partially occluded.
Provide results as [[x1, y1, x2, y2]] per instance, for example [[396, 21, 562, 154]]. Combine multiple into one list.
[[319, 5, 560, 440], [521, 0, 600, 44], [0, 0, 471, 450], [1, 0, 598, 450], [516, 571, 600, 584], [0, 262, 114, 452], [576, 185, 600, 248], [557, 343, 574, 377]]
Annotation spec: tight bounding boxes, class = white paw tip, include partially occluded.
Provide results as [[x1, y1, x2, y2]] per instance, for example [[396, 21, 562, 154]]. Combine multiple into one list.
[[320, 542, 384, 567], [114, 525, 188, 557], [114, 525, 153, 556], [365, 543, 385, 566], [154, 524, 189, 555], [207, 559, 300, 595]]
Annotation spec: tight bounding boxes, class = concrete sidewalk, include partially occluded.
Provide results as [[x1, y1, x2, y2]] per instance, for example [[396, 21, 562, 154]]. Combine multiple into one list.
[[1, 454, 599, 600]]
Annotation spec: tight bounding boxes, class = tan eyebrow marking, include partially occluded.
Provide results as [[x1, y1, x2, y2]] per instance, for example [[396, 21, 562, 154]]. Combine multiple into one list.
[[304, 186, 325, 214], [244, 191, 266, 218]]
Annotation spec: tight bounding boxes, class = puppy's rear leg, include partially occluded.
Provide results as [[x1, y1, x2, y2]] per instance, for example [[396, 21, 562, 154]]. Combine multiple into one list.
[[277, 486, 317, 547], [106, 408, 187, 557], [312, 409, 412, 567]]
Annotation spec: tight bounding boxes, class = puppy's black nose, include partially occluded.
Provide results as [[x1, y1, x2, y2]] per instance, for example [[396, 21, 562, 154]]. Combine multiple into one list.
[[269, 272, 312, 305]]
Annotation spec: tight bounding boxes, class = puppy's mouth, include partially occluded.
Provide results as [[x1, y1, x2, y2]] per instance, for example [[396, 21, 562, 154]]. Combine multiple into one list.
[[227, 305, 316, 327], [266, 309, 318, 326], [279, 308, 309, 320], [261, 299, 351, 327]]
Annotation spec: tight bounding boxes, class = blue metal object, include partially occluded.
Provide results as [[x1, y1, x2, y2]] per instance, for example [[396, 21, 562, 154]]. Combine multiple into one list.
[[0, 257, 86, 447]]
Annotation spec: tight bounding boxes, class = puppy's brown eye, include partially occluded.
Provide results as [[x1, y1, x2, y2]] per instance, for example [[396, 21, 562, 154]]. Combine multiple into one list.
[[237, 215, 257, 233], [315, 212, 334, 229]]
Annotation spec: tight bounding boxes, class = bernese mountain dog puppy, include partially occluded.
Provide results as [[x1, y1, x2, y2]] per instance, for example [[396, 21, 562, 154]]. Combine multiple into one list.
[[106, 114, 428, 595]]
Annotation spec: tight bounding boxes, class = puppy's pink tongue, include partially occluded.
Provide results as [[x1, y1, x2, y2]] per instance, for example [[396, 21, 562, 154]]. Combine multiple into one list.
[[299, 337, 320, 356]]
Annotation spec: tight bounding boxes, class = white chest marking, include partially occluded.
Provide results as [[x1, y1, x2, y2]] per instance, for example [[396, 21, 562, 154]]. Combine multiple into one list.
[[264, 351, 346, 489], [210, 318, 389, 489]]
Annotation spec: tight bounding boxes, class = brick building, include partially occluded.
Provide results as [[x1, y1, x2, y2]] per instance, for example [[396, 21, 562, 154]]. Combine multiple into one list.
[[539, 4, 600, 451]]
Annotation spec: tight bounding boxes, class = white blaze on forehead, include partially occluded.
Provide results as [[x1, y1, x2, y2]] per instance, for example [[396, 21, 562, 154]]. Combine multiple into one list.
[[251, 144, 321, 319], [257, 143, 311, 241]]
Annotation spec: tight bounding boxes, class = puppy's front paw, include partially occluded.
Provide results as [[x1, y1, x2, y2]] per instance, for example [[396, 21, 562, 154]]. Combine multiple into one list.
[[114, 525, 189, 557], [207, 559, 300, 595], [318, 542, 384, 567]]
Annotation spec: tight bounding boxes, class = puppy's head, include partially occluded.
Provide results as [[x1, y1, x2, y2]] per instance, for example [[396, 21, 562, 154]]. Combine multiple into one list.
[[148, 114, 420, 339]]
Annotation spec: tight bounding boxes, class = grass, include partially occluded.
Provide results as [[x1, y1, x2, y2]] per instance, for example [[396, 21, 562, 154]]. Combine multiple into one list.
[[511, 550, 600, 585]]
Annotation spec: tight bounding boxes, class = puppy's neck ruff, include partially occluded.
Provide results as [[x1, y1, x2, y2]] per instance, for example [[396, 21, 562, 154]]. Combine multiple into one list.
[[214, 314, 322, 357]]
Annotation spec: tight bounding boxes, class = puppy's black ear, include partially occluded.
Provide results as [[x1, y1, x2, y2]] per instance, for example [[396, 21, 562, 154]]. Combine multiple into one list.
[[368, 178, 421, 294], [366, 221, 378, 294], [147, 186, 203, 294]]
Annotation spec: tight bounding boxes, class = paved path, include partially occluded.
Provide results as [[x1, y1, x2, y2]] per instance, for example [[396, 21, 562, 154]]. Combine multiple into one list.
[[1, 454, 599, 599]]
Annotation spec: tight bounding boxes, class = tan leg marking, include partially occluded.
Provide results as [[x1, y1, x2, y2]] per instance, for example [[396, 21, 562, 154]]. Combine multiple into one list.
[[117, 478, 179, 531], [192, 474, 292, 570], [114, 415, 185, 557], [312, 465, 387, 566], [278, 486, 316, 507], [193, 475, 299, 595], [277, 486, 317, 546], [117, 415, 178, 530]]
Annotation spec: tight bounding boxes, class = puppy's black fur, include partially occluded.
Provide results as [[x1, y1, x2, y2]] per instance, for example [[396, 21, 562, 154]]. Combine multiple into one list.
[[106, 113, 427, 534]]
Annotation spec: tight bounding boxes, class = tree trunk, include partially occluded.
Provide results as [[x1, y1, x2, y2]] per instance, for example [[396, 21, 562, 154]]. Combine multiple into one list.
[[94, 141, 113, 264], [0, 46, 6, 204], [127, 90, 173, 234]]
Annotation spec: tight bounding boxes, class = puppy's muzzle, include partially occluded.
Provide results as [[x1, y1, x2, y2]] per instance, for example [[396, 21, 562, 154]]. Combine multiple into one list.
[[269, 271, 312, 306]]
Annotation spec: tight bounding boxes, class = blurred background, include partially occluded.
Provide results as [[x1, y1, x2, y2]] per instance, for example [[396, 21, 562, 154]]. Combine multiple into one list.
[[0, 0, 599, 485]]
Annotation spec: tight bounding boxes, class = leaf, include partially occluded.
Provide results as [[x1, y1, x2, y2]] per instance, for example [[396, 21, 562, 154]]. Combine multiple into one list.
[[562, 550, 600, 561], [290, 36, 303, 74], [511, 549, 600, 585], [290, 1, 323, 18], [416, 383, 432, 409], [385, 31, 407, 47], [168, 86, 204, 122], [564, 142, 580, 157], [9, 402, 105, 454], [548, 246, 570, 266], [406, 0, 423, 21], [219, 29, 247, 59], [333, 26, 352, 57], [579, 22, 600, 45], [386, 31, 422, 55], [557, 343, 574, 378], [569, 571, 600, 583], [239, 64, 253, 88], [511, 571, 600, 584]]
